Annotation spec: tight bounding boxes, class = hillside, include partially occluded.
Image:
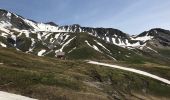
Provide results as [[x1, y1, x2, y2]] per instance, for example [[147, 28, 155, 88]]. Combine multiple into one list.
[[0, 9, 170, 62], [0, 8, 170, 100], [0, 47, 170, 100]]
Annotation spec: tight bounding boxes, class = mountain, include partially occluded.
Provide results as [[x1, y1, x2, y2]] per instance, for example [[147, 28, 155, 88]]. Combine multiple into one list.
[[133, 28, 170, 61], [0, 9, 170, 100], [0, 9, 170, 63]]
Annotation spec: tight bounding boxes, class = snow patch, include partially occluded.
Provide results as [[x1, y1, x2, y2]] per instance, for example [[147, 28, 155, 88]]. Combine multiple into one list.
[[94, 40, 110, 53], [87, 61, 170, 85], [0, 21, 12, 28], [0, 33, 8, 38], [55, 33, 60, 39], [37, 33, 42, 40], [28, 38, 35, 52], [44, 32, 52, 39], [11, 35, 16, 46], [0, 91, 37, 100], [68, 47, 76, 53], [132, 33, 153, 42], [93, 45, 101, 52], [6, 12, 12, 19], [146, 47, 158, 53], [38, 49, 46, 56], [106, 37, 110, 42], [125, 39, 141, 47], [63, 35, 70, 41], [55, 36, 76, 53], [85, 40, 102, 53], [85, 40, 91, 47], [23, 18, 66, 32], [0, 42, 7, 47], [107, 55, 117, 61]]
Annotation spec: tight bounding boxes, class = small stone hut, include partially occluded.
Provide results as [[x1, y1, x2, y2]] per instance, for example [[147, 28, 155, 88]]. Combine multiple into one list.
[[56, 51, 65, 59]]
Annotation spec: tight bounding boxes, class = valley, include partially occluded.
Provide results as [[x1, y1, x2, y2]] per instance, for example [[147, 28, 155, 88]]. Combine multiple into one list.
[[0, 9, 170, 100]]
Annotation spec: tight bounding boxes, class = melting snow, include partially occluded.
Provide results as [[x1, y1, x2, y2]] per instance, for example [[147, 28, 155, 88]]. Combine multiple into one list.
[[64, 35, 70, 41], [85, 40, 91, 47], [118, 38, 125, 45], [0, 21, 12, 28], [28, 38, 35, 52], [111, 37, 147, 49], [23, 30, 30, 37], [0, 91, 37, 100], [0, 33, 8, 38], [132, 33, 153, 42], [134, 36, 153, 42], [111, 38, 127, 47], [93, 40, 116, 60], [146, 47, 158, 53], [55, 36, 76, 53], [106, 37, 110, 42], [68, 47, 77, 53], [55, 33, 60, 39], [0, 42, 6, 47], [37, 33, 42, 40], [87, 61, 170, 85], [85, 40, 102, 53], [61, 35, 70, 45], [38, 49, 46, 56], [112, 38, 116, 44], [106, 54, 117, 61], [31, 38, 35, 47], [23, 18, 66, 32], [93, 45, 101, 52], [44, 32, 52, 39], [125, 39, 141, 47], [10, 35, 17, 46], [6, 12, 12, 18], [94, 40, 110, 53]]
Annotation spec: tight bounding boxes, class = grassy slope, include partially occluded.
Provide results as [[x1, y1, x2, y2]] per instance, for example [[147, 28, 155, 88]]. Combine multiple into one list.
[[2, 31, 170, 65], [62, 32, 170, 66], [0, 47, 170, 100], [61, 32, 153, 63]]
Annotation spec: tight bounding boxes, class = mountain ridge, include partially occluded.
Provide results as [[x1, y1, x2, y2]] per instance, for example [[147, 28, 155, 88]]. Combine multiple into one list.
[[1, 8, 170, 100], [0, 8, 170, 62]]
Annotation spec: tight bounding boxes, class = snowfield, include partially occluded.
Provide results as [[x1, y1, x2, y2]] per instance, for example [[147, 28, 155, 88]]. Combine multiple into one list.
[[0, 91, 37, 100], [87, 61, 170, 85]]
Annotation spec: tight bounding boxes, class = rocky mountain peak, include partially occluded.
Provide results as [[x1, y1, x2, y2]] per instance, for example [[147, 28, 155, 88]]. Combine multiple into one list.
[[0, 8, 170, 59], [45, 22, 58, 26]]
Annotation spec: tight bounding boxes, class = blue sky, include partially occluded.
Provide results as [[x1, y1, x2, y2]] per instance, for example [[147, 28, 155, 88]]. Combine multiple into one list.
[[0, 0, 170, 34]]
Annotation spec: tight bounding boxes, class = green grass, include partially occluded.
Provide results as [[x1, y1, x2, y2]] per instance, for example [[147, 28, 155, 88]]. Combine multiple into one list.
[[0, 47, 170, 100], [158, 49, 170, 58]]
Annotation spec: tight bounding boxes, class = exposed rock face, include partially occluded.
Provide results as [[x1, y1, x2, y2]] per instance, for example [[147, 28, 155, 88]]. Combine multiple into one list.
[[45, 22, 58, 26], [0, 8, 170, 60], [138, 28, 170, 49], [0, 9, 33, 30]]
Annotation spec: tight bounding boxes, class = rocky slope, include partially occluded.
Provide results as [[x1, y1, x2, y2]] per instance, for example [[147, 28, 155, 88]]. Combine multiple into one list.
[[0, 8, 170, 100], [0, 9, 170, 62]]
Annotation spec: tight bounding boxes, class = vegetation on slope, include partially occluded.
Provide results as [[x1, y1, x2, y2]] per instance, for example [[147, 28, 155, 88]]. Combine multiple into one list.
[[0, 47, 170, 100]]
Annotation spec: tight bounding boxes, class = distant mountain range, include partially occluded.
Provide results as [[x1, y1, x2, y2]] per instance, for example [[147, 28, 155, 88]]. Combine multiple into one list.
[[0, 9, 170, 63]]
